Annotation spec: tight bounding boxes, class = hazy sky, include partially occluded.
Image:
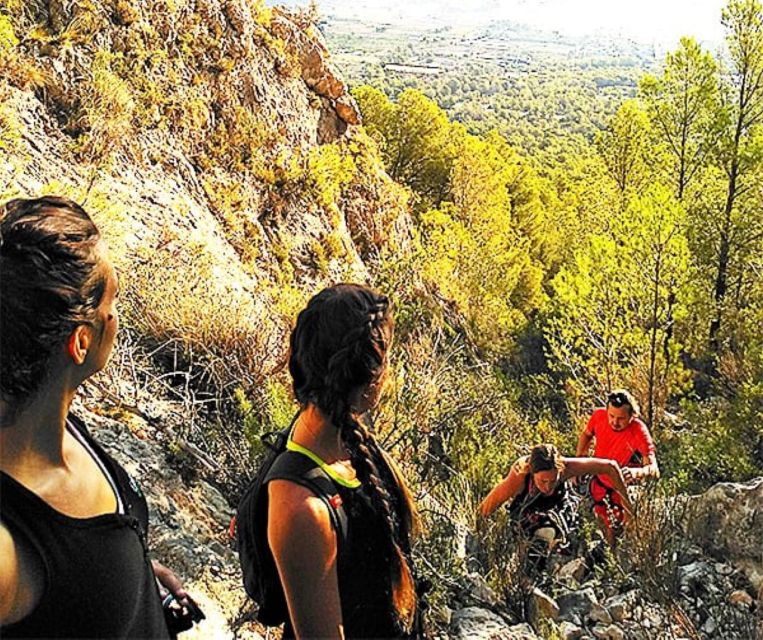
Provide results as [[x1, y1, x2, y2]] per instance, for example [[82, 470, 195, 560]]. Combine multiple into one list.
[[493, 0, 727, 43], [280, 0, 728, 45]]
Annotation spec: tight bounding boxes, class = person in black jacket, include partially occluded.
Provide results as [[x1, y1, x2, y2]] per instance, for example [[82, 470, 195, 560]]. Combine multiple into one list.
[[0, 196, 197, 638]]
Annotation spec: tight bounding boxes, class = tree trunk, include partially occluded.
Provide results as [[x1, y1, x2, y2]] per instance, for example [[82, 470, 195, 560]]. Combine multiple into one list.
[[710, 170, 736, 354], [648, 253, 662, 429]]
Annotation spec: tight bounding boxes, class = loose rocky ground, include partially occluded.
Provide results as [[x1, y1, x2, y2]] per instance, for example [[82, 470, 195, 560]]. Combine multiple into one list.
[[74, 391, 265, 640], [80, 379, 762, 639]]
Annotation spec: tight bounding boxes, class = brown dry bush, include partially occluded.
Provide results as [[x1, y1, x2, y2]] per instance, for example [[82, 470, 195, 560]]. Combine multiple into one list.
[[615, 482, 688, 604]]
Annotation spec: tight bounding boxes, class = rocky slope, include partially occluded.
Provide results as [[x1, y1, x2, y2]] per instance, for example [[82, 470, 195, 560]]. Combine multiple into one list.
[[446, 480, 762, 640], [1, 0, 411, 391], [67, 389, 763, 638], [2, 2, 762, 638]]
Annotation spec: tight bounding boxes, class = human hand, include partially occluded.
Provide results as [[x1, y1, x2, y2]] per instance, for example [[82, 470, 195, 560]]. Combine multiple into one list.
[[152, 560, 189, 605], [152, 560, 205, 634], [622, 467, 635, 485]]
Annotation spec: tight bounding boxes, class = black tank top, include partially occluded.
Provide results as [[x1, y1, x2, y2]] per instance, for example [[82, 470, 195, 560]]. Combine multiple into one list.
[[0, 414, 170, 639], [509, 474, 570, 520], [282, 473, 411, 638]]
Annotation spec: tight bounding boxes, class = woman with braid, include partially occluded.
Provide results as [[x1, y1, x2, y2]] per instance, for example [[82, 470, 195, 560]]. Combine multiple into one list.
[[267, 283, 421, 639]]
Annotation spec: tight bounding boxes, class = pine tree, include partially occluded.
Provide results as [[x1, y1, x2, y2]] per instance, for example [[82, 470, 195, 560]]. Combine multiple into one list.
[[640, 37, 720, 200]]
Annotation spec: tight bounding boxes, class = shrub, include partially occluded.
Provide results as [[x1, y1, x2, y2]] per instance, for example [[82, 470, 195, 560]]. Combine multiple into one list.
[[659, 391, 762, 494], [76, 51, 135, 163], [306, 142, 357, 211]]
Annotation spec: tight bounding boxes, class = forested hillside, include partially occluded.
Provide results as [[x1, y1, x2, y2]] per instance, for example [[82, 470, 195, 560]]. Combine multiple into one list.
[[0, 0, 761, 637], [323, 14, 652, 166], [343, 12, 763, 497]]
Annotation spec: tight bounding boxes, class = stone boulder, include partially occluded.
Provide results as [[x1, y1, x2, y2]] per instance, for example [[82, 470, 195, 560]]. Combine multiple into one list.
[[591, 623, 625, 640], [530, 587, 560, 621], [558, 620, 584, 640], [557, 587, 598, 626], [686, 478, 763, 590], [589, 602, 612, 625], [465, 572, 501, 607], [556, 557, 588, 585], [603, 589, 640, 622], [450, 608, 539, 639]]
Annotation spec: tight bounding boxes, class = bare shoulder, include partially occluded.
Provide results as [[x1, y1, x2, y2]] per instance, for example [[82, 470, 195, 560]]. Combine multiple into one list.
[[511, 455, 530, 476], [0, 521, 39, 624], [268, 480, 334, 525], [267, 480, 336, 559], [0, 522, 19, 617]]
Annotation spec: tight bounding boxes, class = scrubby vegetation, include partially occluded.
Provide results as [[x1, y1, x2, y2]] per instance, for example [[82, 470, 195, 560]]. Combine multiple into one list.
[[348, 9, 763, 497]]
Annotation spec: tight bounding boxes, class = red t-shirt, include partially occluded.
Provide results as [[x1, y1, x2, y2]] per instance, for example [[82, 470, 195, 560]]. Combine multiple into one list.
[[586, 408, 656, 488]]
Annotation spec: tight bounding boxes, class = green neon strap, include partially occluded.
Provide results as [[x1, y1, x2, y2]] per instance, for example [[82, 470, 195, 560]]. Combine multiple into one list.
[[286, 432, 361, 489]]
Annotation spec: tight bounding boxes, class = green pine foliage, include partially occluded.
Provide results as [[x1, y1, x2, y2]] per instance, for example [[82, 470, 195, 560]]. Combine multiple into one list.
[[352, 0, 762, 499]]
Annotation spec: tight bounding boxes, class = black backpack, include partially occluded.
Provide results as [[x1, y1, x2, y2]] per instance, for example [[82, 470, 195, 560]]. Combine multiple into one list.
[[234, 427, 349, 626]]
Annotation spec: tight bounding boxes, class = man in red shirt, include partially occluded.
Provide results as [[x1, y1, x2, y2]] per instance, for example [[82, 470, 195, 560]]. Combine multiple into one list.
[[576, 389, 659, 543]]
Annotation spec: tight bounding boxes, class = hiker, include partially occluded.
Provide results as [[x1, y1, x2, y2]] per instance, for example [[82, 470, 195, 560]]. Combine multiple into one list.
[[266, 284, 422, 639], [0, 196, 200, 638], [478, 444, 632, 565], [576, 389, 659, 543]]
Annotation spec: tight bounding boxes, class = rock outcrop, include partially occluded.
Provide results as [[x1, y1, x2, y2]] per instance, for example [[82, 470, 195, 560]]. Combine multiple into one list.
[[686, 478, 763, 593], [455, 478, 763, 640], [450, 608, 538, 640], [1, 0, 410, 376]]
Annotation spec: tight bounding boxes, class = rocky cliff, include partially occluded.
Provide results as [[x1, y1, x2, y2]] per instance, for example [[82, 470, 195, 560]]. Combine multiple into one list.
[[1, 0, 411, 391], [1, 1, 411, 635]]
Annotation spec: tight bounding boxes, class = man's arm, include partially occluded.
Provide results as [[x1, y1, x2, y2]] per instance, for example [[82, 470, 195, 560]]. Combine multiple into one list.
[[627, 453, 660, 483], [576, 429, 594, 457], [565, 458, 633, 514], [624, 424, 660, 484]]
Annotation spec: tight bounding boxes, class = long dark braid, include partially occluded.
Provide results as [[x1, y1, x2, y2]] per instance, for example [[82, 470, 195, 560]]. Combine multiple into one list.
[[289, 284, 417, 632]]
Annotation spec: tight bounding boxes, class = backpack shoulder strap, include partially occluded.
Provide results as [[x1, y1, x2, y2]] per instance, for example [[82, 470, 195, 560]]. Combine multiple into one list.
[[265, 451, 349, 544]]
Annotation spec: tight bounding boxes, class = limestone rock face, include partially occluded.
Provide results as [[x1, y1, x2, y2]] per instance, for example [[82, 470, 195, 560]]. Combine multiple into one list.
[[335, 94, 363, 126], [1, 0, 411, 384], [687, 478, 763, 590], [270, 8, 362, 132]]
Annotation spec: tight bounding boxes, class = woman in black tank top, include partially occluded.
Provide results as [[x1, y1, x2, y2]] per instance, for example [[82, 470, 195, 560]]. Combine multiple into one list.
[[479, 444, 633, 547], [268, 284, 424, 638], [0, 197, 184, 638]]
